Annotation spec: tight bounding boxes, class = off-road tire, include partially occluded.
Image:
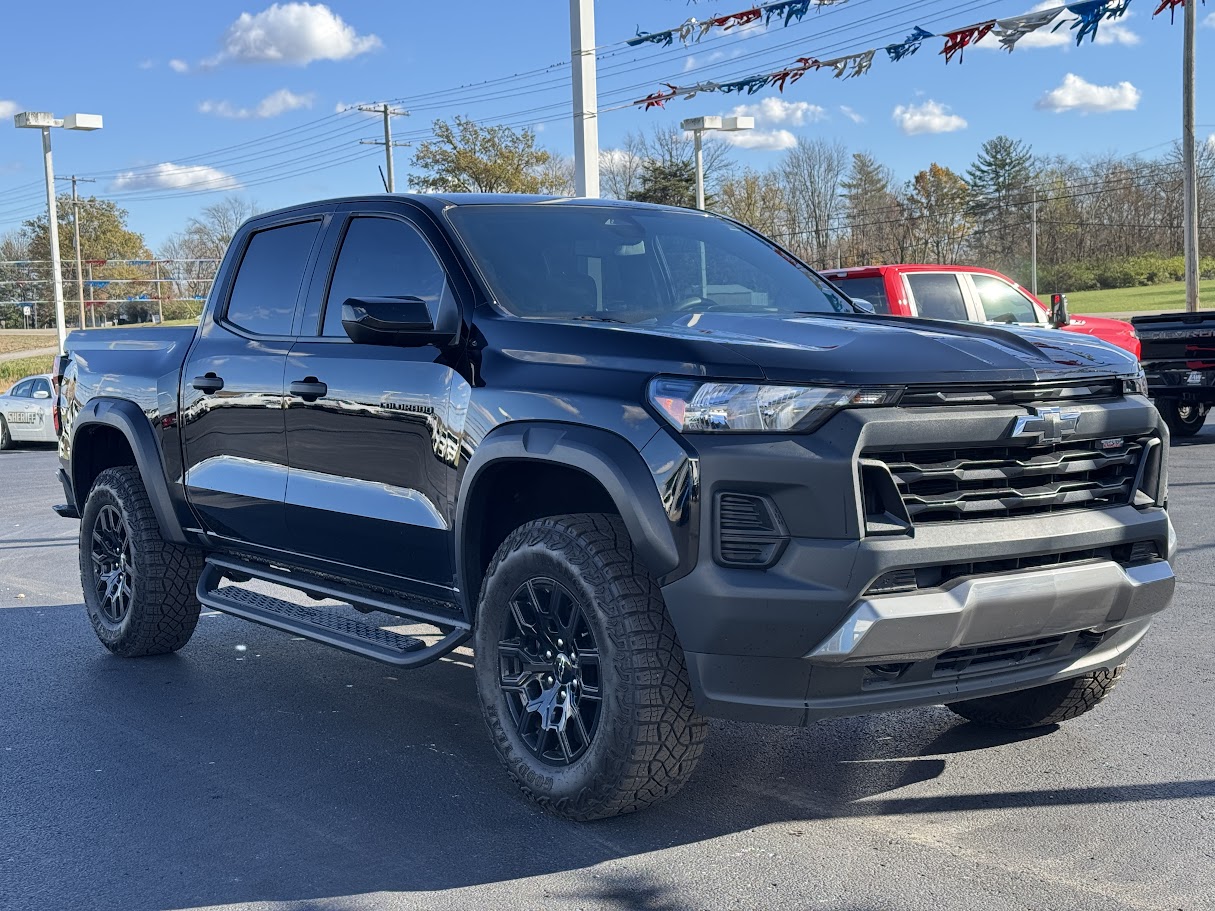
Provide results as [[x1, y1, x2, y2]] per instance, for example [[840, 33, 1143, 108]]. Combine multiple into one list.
[[1159, 399, 1207, 438], [80, 466, 203, 657], [947, 665, 1125, 729], [0, 416, 11, 450], [474, 513, 707, 821]]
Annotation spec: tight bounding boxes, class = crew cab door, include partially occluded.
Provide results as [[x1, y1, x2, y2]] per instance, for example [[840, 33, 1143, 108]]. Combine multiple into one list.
[[180, 210, 328, 549], [901, 272, 980, 322], [961, 272, 1046, 327], [281, 203, 472, 596]]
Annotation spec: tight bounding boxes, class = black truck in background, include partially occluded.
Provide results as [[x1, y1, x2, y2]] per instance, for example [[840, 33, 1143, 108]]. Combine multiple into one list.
[[53, 194, 1176, 820], [1132, 310, 1215, 437]]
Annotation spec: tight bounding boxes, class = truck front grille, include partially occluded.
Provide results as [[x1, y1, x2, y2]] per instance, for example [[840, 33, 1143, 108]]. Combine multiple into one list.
[[864, 437, 1147, 523]]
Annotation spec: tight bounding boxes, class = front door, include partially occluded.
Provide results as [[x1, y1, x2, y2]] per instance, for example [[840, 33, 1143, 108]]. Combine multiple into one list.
[[181, 215, 325, 550], [282, 209, 471, 596]]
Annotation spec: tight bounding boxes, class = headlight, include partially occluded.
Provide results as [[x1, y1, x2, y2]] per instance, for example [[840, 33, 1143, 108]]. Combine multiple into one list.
[[1123, 370, 1149, 397], [648, 378, 900, 433]]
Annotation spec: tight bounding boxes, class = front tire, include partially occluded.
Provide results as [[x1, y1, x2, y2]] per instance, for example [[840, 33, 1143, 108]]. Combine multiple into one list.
[[947, 665, 1125, 729], [80, 466, 203, 657], [1159, 399, 1207, 437], [474, 513, 707, 820], [0, 416, 11, 450]]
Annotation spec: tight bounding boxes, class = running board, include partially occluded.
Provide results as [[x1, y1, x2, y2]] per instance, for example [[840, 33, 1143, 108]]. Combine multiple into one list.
[[197, 559, 468, 668]]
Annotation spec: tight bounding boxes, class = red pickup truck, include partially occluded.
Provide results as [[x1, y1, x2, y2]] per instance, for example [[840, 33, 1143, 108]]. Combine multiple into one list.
[[821, 264, 1140, 359]]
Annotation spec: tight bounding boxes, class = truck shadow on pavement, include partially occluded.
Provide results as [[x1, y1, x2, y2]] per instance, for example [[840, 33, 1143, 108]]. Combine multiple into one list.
[[7, 607, 1215, 911]]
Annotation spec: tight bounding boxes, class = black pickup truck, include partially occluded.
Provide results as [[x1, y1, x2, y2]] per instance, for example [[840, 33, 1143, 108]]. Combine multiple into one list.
[[1131, 310, 1215, 437], [54, 194, 1176, 820]]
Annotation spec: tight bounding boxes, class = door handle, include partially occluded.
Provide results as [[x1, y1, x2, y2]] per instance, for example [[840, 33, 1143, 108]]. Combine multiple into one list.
[[191, 373, 224, 394], [289, 378, 328, 402]]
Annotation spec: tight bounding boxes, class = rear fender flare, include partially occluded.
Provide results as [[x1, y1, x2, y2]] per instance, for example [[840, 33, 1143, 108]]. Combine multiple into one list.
[[71, 397, 188, 544]]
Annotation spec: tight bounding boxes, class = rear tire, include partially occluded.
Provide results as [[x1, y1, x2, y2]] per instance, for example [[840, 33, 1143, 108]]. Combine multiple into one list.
[[80, 466, 203, 657], [1159, 399, 1207, 437], [947, 665, 1125, 729], [474, 513, 707, 820]]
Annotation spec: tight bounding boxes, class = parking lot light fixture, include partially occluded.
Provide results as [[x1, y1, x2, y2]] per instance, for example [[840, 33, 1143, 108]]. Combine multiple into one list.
[[14, 110, 104, 355], [680, 116, 755, 210]]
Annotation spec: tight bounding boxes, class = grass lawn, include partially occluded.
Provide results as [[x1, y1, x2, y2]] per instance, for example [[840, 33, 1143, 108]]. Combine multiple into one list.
[[0, 355, 55, 393], [0, 332, 57, 356], [1067, 280, 1215, 315]]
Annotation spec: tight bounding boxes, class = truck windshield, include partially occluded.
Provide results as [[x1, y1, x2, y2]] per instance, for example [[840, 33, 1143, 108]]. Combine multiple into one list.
[[446, 205, 853, 323]]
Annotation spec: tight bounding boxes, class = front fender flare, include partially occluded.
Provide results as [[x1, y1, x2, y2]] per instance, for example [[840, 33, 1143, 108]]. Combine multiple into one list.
[[455, 422, 680, 608], [70, 397, 189, 543]]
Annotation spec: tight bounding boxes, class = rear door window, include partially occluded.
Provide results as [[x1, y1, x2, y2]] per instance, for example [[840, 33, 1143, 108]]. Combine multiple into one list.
[[971, 274, 1041, 325], [829, 275, 890, 314], [8, 379, 34, 398], [31, 379, 51, 397], [906, 273, 968, 321], [225, 220, 321, 336], [321, 217, 451, 337]]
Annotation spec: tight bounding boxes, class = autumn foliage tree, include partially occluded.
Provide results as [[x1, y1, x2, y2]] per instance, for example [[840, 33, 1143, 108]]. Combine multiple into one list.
[[409, 117, 556, 194]]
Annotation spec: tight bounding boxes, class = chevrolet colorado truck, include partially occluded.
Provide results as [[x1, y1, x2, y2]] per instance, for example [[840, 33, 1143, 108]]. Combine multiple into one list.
[[1130, 310, 1215, 437], [54, 195, 1176, 820], [822, 263, 1140, 358]]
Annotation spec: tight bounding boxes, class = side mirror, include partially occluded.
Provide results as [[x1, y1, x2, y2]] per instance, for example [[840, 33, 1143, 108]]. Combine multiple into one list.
[[32, 389, 51, 399], [1049, 293, 1070, 328], [851, 298, 877, 315], [341, 296, 452, 347]]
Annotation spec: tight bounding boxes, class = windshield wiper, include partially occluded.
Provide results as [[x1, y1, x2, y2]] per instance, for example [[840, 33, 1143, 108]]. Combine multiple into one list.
[[570, 314, 631, 324]]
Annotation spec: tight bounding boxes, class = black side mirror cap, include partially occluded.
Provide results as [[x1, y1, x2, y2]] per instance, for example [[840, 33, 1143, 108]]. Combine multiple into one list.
[[851, 298, 877, 315], [341, 296, 454, 347], [1049, 293, 1070, 328]]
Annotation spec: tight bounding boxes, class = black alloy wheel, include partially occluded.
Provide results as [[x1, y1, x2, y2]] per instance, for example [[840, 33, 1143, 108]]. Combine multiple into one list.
[[497, 577, 602, 765], [90, 504, 133, 624]]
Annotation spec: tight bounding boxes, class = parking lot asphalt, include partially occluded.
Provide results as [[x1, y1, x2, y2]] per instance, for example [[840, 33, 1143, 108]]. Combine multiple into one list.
[[1, 439, 1213, 911]]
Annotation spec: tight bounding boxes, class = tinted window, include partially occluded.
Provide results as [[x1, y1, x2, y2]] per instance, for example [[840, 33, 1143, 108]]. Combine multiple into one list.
[[322, 217, 450, 337], [830, 275, 891, 314], [225, 220, 321, 336], [9, 379, 34, 398], [907, 273, 968, 321], [31, 378, 51, 397], [447, 206, 851, 322], [973, 274, 1040, 325]]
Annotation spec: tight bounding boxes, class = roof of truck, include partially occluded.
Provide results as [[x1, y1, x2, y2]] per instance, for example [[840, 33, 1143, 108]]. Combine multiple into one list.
[[254, 193, 696, 221]]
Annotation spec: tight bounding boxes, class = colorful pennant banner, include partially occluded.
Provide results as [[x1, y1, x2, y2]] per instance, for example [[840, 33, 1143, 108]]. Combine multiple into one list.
[[633, 0, 1150, 110], [626, 0, 848, 49]]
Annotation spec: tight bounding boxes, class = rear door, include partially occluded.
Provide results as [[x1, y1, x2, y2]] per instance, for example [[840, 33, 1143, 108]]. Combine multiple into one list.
[[180, 209, 329, 550], [281, 202, 472, 595], [902, 271, 978, 322]]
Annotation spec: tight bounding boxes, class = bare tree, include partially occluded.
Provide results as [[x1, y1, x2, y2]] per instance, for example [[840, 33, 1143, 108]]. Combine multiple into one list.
[[778, 138, 849, 267], [600, 126, 734, 201], [716, 169, 788, 239]]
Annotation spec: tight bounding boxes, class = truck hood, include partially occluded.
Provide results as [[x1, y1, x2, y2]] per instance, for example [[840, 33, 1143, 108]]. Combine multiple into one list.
[[633, 311, 1141, 386]]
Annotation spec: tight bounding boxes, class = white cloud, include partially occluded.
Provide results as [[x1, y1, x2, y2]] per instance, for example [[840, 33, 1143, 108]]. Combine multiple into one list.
[[208, 2, 381, 66], [0, 100, 21, 120], [1036, 73, 1140, 113], [200, 88, 314, 119], [138, 59, 155, 70], [728, 97, 826, 127], [168, 58, 189, 73], [683, 49, 739, 73], [892, 99, 967, 135], [840, 105, 864, 124], [1203, 12, 1214, 28], [722, 128, 797, 151], [111, 162, 240, 192]]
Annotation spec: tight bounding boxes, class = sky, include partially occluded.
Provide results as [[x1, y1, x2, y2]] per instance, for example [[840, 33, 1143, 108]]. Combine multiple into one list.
[[0, 0, 1212, 251]]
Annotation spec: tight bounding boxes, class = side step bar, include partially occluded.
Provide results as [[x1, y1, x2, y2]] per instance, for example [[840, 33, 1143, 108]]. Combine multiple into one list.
[[197, 558, 469, 668]]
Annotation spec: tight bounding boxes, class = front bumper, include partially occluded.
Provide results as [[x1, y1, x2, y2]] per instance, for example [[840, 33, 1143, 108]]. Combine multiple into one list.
[[657, 396, 1176, 725]]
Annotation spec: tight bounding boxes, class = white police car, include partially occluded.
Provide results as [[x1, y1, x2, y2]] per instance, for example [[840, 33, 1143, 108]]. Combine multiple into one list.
[[0, 374, 56, 448]]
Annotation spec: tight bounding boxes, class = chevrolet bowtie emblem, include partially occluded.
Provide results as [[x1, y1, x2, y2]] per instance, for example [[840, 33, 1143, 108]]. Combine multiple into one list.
[[1011, 406, 1080, 443]]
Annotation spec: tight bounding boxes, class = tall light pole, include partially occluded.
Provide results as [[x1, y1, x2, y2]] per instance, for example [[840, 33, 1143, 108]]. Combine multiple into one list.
[[1182, 0, 1199, 312], [680, 116, 755, 210], [13, 111, 103, 354], [570, 0, 599, 197]]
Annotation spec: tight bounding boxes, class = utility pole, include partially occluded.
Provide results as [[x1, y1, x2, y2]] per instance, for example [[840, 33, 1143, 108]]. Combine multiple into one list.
[[56, 174, 95, 330], [1182, 0, 1200, 312], [570, 0, 600, 197], [358, 104, 409, 192], [1030, 187, 1038, 298]]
